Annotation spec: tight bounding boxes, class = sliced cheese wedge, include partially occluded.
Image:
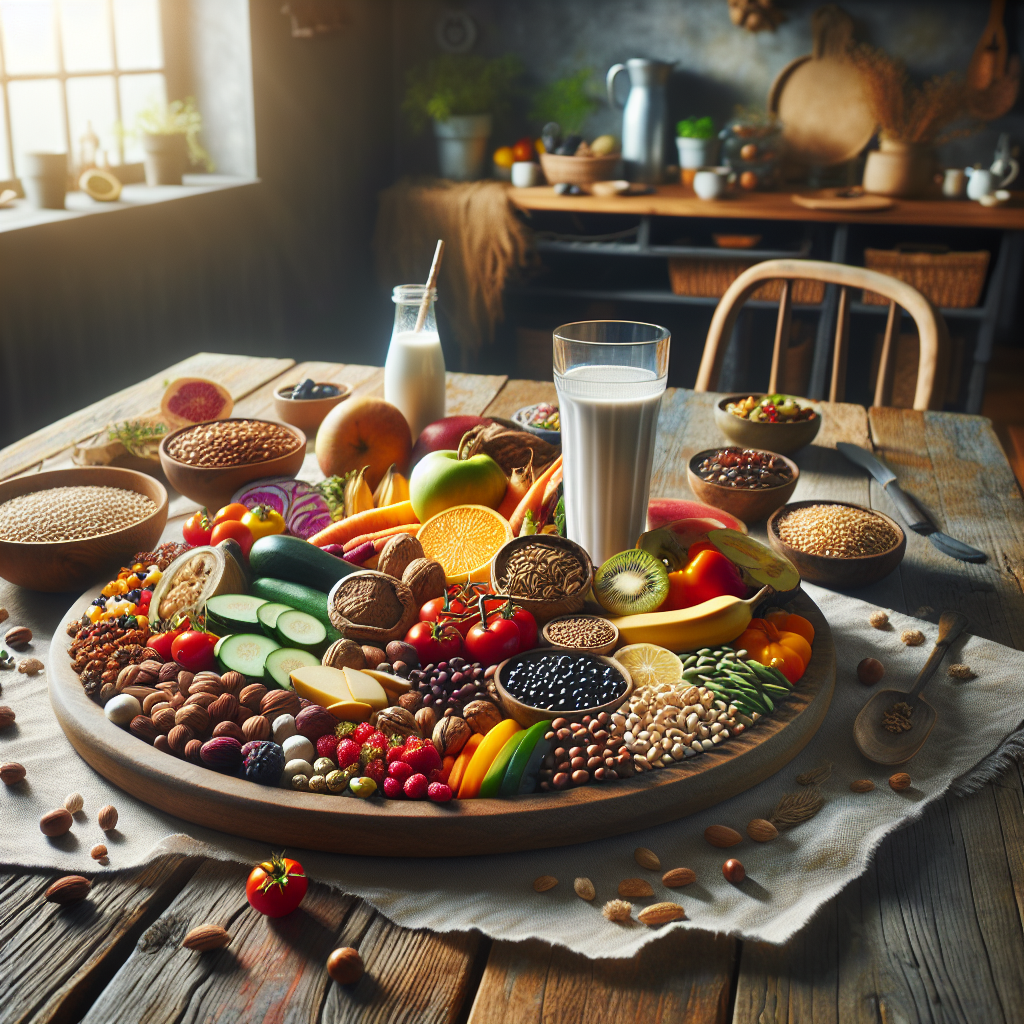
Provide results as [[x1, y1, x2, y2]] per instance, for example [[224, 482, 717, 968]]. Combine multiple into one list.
[[363, 668, 413, 696], [325, 700, 373, 722], [290, 664, 352, 708], [342, 667, 389, 711]]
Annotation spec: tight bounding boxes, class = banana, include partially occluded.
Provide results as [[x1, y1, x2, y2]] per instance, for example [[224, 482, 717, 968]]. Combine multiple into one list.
[[343, 466, 374, 518], [609, 586, 770, 651], [373, 464, 410, 508]]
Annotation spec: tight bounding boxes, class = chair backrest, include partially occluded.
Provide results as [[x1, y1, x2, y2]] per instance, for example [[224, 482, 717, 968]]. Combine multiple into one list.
[[694, 258, 950, 411]]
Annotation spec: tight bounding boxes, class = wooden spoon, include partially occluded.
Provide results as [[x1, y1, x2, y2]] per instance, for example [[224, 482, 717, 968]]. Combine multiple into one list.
[[853, 610, 968, 765]]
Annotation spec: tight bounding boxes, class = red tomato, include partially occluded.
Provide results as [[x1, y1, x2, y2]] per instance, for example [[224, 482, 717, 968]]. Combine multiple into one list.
[[488, 600, 537, 653], [420, 587, 471, 624], [148, 618, 189, 661], [405, 620, 465, 665], [171, 629, 218, 672], [512, 137, 535, 163], [246, 853, 307, 918], [212, 502, 249, 526], [210, 519, 253, 559], [182, 508, 212, 547], [422, 586, 504, 638], [465, 597, 520, 666]]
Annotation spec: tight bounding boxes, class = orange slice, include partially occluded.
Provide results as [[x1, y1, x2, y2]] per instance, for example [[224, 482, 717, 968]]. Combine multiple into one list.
[[417, 504, 513, 584]]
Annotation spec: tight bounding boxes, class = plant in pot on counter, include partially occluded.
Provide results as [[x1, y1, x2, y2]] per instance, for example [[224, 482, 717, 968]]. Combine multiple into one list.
[[129, 96, 214, 186]]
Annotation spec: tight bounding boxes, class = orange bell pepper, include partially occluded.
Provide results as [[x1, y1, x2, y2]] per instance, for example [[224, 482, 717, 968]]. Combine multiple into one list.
[[447, 734, 483, 795], [735, 619, 811, 683], [659, 548, 747, 611], [764, 607, 815, 645]]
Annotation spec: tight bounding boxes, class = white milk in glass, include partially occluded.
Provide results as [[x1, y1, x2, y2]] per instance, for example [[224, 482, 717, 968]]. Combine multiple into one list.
[[384, 330, 446, 440], [555, 364, 664, 566]]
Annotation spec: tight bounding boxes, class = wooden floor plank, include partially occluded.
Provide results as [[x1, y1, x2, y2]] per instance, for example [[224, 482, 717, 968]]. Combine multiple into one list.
[[0, 855, 199, 1024], [0, 352, 294, 482], [468, 933, 735, 1024]]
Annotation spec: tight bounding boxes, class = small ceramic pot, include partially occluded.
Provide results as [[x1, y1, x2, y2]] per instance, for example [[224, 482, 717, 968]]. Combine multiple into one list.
[[693, 167, 731, 200], [143, 133, 188, 186], [676, 136, 718, 170], [434, 115, 492, 181], [862, 137, 933, 198], [511, 161, 543, 187], [22, 152, 67, 209]]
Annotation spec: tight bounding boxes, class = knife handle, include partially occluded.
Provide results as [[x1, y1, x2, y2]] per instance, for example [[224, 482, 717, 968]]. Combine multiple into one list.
[[883, 482, 930, 532]]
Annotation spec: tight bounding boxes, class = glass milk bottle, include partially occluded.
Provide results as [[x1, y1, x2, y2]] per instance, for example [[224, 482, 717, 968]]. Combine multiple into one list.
[[384, 285, 446, 440]]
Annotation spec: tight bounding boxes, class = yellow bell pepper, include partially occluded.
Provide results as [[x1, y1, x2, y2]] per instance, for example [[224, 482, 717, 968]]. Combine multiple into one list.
[[241, 504, 286, 540], [458, 719, 522, 799]]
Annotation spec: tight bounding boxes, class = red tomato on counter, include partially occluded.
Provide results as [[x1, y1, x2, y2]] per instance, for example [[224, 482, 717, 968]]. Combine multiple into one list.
[[246, 854, 308, 917], [210, 519, 253, 559]]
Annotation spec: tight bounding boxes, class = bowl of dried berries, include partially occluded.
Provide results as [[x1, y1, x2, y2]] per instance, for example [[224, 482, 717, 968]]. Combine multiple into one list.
[[687, 447, 799, 522]]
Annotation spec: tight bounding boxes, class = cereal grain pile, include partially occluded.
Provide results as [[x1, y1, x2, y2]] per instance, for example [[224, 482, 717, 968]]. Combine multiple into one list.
[[0, 486, 156, 542], [776, 503, 899, 558]]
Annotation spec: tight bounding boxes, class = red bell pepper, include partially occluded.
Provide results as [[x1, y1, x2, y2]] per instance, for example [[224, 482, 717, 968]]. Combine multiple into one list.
[[659, 548, 747, 611]]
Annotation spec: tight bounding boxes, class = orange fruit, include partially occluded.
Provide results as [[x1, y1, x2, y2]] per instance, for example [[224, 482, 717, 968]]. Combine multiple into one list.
[[417, 505, 513, 584]]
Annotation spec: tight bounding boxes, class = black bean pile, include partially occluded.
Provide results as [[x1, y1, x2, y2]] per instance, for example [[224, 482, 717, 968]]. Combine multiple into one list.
[[503, 653, 626, 712], [694, 448, 793, 489]]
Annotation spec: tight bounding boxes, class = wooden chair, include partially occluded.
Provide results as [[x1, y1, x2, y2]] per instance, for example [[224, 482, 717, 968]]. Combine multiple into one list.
[[693, 259, 951, 410]]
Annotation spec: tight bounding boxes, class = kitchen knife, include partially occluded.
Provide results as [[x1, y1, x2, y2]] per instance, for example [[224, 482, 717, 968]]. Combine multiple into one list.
[[836, 442, 987, 563]]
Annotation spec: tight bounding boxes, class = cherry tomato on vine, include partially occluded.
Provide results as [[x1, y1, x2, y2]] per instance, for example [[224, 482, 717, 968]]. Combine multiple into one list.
[[246, 853, 308, 918], [182, 508, 212, 547], [489, 600, 537, 653], [212, 502, 249, 527], [171, 629, 218, 672], [404, 620, 465, 665], [465, 596, 520, 667], [210, 519, 253, 559]]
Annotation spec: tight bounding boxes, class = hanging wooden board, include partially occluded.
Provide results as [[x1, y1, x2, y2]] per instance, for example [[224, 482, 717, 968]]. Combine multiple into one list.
[[792, 189, 895, 212], [49, 588, 835, 856]]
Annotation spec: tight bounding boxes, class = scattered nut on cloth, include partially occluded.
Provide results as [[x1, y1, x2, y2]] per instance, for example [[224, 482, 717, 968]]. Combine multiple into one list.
[[2, 581, 1023, 958]]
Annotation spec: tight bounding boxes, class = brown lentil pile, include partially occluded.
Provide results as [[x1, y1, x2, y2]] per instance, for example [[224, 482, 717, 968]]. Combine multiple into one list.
[[499, 543, 587, 600], [882, 700, 914, 733], [165, 420, 302, 467], [536, 714, 635, 790], [775, 504, 899, 558], [0, 486, 156, 542], [545, 616, 616, 650]]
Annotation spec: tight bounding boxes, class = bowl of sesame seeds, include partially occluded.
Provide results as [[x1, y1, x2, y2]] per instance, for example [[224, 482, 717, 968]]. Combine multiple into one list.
[[0, 467, 168, 591], [767, 500, 905, 589]]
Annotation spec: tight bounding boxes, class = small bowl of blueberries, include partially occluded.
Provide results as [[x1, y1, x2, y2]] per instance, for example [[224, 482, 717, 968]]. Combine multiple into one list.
[[273, 378, 350, 434]]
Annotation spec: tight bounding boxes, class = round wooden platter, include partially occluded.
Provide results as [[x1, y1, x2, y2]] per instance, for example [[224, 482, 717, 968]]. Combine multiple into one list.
[[49, 589, 835, 857]]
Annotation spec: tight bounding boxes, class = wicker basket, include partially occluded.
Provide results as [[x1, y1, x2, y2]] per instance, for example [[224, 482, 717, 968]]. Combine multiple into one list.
[[668, 258, 826, 304], [862, 248, 989, 308]]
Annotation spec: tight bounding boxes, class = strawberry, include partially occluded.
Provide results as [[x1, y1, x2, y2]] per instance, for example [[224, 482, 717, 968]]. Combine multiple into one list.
[[427, 782, 453, 803], [335, 738, 361, 769], [352, 722, 375, 744], [403, 773, 429, 799], [388, 760, 413, 782], [382, 776, 404, 799], [403, 739, 441, 775], [386, 744, 408, 765], [363, 758, 386, 787], [366, 729, 386, 750], [316, 735, 339, 762]]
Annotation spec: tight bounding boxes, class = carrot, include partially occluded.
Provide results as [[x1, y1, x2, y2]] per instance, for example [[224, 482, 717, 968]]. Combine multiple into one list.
[[309, 500, 418, 549], [341, 522, 420, 554], [541, 461, 563, 507], [509, 455, 562, 536], [496, 453, 534, 520]]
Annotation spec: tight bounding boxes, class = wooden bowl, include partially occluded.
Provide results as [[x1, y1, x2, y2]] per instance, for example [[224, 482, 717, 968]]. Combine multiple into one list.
[[158, 419, 306, 511], [767, 499, 906, 589], [713, 233, 762, 249], [539, 152, 620, 185], [273, 382, 350, 435], [0, 467, 167, 592], [686, 448, 799, 522], [714, 395, 822, 455], [493, 648, 633, 728], [490, 534, 594, 625], [541, 614, 619, 656]]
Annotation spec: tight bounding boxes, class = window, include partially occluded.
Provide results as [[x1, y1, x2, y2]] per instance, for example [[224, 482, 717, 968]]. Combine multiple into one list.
[[0, 0, 167, 179]]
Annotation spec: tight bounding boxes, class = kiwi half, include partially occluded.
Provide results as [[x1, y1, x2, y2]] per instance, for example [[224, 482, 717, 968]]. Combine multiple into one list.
[[593, 549, 669, 616]]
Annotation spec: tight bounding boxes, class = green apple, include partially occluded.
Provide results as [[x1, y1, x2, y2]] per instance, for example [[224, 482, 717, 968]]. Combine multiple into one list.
[[409, 450, 507, 522]]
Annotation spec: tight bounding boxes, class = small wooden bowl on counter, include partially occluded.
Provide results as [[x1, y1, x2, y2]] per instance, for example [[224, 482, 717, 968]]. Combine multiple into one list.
[[540, 614, 619, 656], [0, 467, 167, 592], [490, 534, 594, 625], [273, 382, 351, 435], [492, 648, 634, 729], [687, 447, 799, 522], [714, 394, 822, 455], [159, 418, 306, 511], [539, 152, 620, 185], [766, 499, 906, 588]]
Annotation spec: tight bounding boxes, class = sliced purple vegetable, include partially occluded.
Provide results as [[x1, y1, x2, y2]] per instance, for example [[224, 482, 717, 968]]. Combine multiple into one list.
[[286, 486, 333, 539], [320, 544, 347, 558], [342, 541, 375, 564], [232, 478, 293, 515]]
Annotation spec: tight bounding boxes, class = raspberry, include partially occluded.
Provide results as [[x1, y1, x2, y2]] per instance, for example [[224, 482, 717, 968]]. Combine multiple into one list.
[[403, 773, 429, 799], [428, 782, 453, 803], [388, 760, 413, 782], [364, 758, 386, 786], [335, 738, 361, 769], [386, 744, 407, 765], [316, 735, 339, 761], [428, 767, 444, 784], [382, 776, 404, 799], [352, 722, 375, 744], [403, 740, 441, 775]]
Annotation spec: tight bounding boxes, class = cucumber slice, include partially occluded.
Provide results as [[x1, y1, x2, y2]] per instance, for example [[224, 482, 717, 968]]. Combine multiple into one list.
[[206, 594, 267, 633], [257, 602, 293, 639], [215, 633, 281, 681], [479, 730, 531, 799], [500, 721, 553, 797], [265, 647, 320, 690], [274, 609, 328, 652]]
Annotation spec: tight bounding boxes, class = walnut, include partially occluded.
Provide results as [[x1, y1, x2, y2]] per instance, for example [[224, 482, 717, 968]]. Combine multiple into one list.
[[375, 706, 419, 739], [402, 558, 447, 608], [432, 715, 471, 757], [328, 571, 418, 644], [463, 699, 503, 735], [377, 533, 424, 580], [321, 639, 366, 670]]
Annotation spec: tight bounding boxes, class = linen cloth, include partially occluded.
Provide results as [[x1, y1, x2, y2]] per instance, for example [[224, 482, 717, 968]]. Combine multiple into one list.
[[3, 579, 1022, 959]]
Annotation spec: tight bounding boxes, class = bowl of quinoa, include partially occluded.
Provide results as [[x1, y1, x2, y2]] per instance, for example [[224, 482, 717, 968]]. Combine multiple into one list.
[[0, 467, 167, 591]]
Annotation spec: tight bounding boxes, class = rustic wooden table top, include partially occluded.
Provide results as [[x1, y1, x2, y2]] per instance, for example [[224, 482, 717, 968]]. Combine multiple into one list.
[[2, 353, 1022, 1024]]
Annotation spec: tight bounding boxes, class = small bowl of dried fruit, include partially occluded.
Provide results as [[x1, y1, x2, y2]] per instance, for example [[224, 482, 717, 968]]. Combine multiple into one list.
[[714, 393, 821, 455], [512, 402, 560, 444], [687, 447, 799, 522]]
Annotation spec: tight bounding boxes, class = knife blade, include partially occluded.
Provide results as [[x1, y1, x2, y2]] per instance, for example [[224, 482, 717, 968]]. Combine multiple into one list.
[[836, 442, 987, 563]]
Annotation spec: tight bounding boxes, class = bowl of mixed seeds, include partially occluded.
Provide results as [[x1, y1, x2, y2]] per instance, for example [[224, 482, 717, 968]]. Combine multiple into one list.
[[490, 534, 593, 625]]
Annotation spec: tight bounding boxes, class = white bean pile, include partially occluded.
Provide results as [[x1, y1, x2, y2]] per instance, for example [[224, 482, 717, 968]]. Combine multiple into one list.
[[0, 485, 155, 542]]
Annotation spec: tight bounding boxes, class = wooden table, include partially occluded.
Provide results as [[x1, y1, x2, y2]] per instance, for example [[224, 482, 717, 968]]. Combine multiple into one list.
[[3, 353, 1023, 1024]]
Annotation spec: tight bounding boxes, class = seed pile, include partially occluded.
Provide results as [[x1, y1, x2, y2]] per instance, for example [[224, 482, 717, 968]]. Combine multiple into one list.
[[775, 504, 899, 558], [694, 448, 794, 489], [165, 420, 301, 467], [0, 486, 156, 542], [882, 700, 914, 733], [499, 543, 587, 600], [545, 616, 616, 650]]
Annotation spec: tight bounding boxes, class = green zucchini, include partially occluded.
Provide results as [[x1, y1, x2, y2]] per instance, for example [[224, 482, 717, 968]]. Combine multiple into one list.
[[257, 602, 293, 638], [215, 633, 281, 681], [265, 647, 320, 690], [248, 578, 341, 642], [206, 594, 267, 633], [274, 609, 328, 653], [249, 535, 357, 594]]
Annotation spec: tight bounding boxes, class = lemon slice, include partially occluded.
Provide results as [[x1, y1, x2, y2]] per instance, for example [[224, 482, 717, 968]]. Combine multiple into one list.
[[615, 643, 683, 690], [417, 504, 513, 584]]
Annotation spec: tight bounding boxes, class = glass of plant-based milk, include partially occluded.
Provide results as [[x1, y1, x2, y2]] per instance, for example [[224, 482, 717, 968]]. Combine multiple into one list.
[[553, 321, 670, 567]]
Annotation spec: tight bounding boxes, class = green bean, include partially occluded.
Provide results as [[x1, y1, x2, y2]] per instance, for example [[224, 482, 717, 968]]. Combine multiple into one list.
[[683, 656, 698, 669]]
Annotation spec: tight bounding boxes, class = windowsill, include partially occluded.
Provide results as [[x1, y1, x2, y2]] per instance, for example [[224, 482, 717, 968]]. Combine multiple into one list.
[[0, 175, 258, 235]]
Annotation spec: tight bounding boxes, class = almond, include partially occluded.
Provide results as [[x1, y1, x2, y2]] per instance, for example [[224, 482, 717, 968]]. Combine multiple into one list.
[[637, 901, 686, 926], [746, 819, 779, 843], [617, 878, 654, 899], [704, 824, 742, 848], [1, 762, 26, 785], [634, 847, 661, 871], [40, 807, 73, 836], [850, 779, 875, 792], [661, 867, 696, 888], [533, 875, 558, 892], [182, 924, 232, 952], [44, 875, 91, 904], [4, 626, 32, 647], [573, 877, 596, 901], [97, 804, 118, 831], [889, 772, 912, 791]]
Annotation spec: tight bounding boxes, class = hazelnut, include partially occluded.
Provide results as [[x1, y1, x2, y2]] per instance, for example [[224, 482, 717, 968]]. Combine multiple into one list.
[[857, 658, 885, 686], [722, 858, 745, 884], [0, 762, 26, 785], [326, 946, 364, 985]]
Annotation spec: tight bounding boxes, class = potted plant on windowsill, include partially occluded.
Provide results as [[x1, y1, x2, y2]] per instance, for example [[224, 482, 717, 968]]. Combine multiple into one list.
[[404, 55, 520, 181], [676, 116, 718, 180], [134, 97, 214, 186]]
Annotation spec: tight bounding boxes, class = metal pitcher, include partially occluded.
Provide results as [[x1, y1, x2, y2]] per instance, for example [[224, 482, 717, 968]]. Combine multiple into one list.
[[606, 59, 674, 183]]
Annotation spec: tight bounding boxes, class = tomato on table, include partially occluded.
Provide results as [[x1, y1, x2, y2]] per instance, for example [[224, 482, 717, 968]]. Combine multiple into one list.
[[212, 502, 250, 526], [404, 620, 465, 665], [182, 508, 212, 547], [465, 596, 520, 667], [148, 618, 190, 661], [171, 629, 218, 672], [210, 519, 254, 559], [511, 137, 536, 163], [246, 853, 307, 918], [487, 600, 537, 653]]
